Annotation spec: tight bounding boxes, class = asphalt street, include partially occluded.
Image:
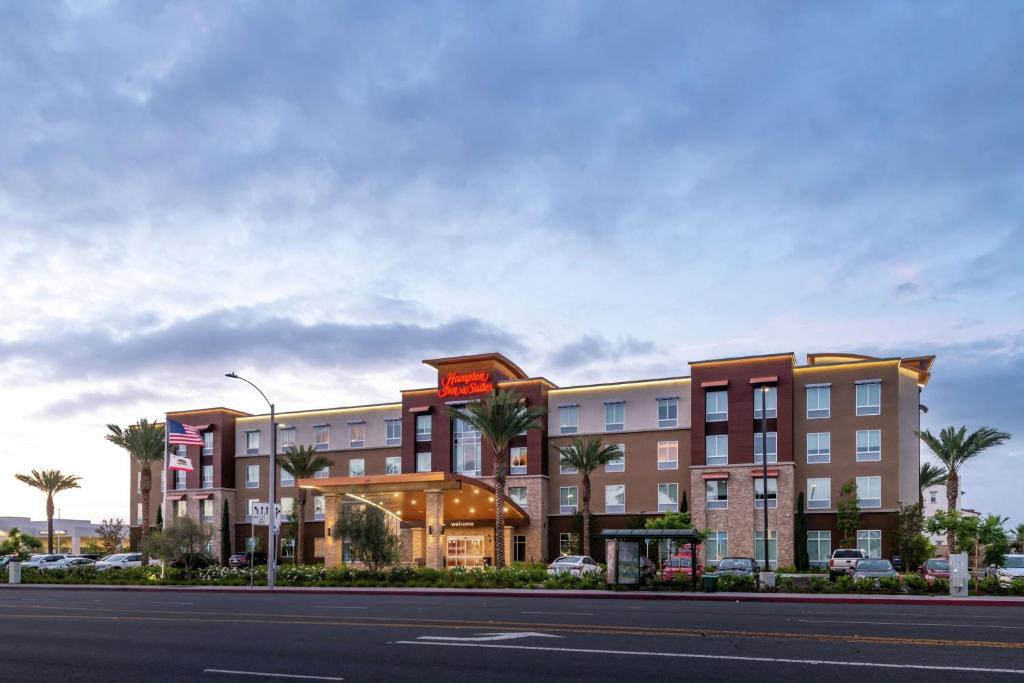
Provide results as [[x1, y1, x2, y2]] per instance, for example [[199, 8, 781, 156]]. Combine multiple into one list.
[[1, 588, 1023, 682]]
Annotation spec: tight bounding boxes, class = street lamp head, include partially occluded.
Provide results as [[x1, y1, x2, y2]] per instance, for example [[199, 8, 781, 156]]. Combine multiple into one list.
[[225, 372, 238, 379]]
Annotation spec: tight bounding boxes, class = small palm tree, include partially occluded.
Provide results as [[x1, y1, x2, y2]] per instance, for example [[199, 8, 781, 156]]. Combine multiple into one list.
[[919, 461, 948, 506], [278, 445, 332, 564], [14, 469, 82, 553], [447, 389, 546, 568], [555, 436, 622, 558], [917, 426, 1010, 552], [106, 419, 165, 565]]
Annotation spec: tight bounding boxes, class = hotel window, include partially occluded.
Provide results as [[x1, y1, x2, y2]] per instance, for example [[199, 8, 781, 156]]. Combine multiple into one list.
[[452, 416, 481, 476], [136, 472, 141, 494], [705, 530, 728, 564], [245, 465, 259, 489], [314, 465, 330, 479], [559, 455, 578, 475], [202, 431, 214, 456], [753, 386, 777, 418], [657, 441, 678, 470], [385, 419, 402, 446], [807, 530, 832, 566], [415, 414, 432, 442], [559, 405, 579, 435], [753, 432, 777, 464], [280, 467, 295, 487], [604, 402, 625, 432], [280, 497, 295, 516], [605, 445, 625, 473], [279, 428, 296, 452], [512, 535, 527, 563], [754, 530, 778, 569], [754, 477, 777, 509], [348, 423, 364, 448], [349, 459, 365, 477], [510, 446, 528, 475], [856, 381, 881, 416], [806, 386, 830, 419], [657, 398, 678, 428], [174, 469, 187, 490], [705, 390, 728, 422], [657, 483, 678, 512], [559, 486, 578, 514], [416, 452, 432, 473], [313, 495, 325, 520], [508, 486, 528, 510], [175, 500, 187, 517], [706, 480, 728, 509], [856, 476, 881, 508], [856, 429, 881, 462], [929, 490, 937, 504], [385, 456, 402, 475], [136, 503, 143, 525], [807, 478, 831, 509], [807, 432, 831, 463], [314, 425, 330, 450], [201, 465, 213, 489], [201, 499, 214, 522], [605, 484, 625, 513], [246, 430, 260, 455], [706, 435, 728, 466], [559, 532, 580, 556], [857, 530, 882, 558]]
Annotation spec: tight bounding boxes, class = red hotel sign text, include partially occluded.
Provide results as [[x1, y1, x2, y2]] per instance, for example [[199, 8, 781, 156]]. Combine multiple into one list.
[[438, 371, 494, 398]]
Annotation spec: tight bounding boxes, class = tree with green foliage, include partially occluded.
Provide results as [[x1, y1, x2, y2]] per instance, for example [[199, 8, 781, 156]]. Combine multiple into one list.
[[145, 516, 213, 579], [893, 503, 932, 571], [680, 491, 688, 514], [448, 389, 547, 568], [14, 469, 82, 553], [926, 509, 979, 554], [334, 502, 400, 571], [555, 436, 623, 558], [919, 462, 948, 506], [282, 503, 300, 565], [795, 492, 809, 571], [644, 510, 693, 530], [95, 518, 128, 556], [917, 426, 1010, 552], [978, 514, 1011, 569], [220, 500, 231, 566], [836, 480, 860, 547], [0, 528, 43, 561], [106, 419, 165, 565], [278, 444, 332, 564], [1012, 523, 1024, 554]]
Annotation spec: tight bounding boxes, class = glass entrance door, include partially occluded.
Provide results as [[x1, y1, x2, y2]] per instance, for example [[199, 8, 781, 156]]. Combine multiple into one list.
[[446, 536, 485, 567]]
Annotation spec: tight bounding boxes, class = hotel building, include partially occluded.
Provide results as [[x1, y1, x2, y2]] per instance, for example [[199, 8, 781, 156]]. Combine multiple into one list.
[[130, 350, 934, 569]]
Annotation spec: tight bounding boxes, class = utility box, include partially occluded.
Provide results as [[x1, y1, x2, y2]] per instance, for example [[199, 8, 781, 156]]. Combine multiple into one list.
[[949, 553, 969, 597], [8, 561, 21, 584]]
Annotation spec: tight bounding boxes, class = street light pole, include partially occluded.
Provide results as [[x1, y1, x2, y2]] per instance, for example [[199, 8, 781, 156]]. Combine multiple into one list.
[[760, 386, 770, 572], [227, 372, 278, 590]]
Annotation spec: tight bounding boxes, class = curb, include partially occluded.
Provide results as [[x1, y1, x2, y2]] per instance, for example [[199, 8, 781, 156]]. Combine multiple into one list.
[[2, 583, 1022, 607]]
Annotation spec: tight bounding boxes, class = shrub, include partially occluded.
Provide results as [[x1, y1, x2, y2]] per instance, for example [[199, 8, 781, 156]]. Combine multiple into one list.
[[928, 578, 949, 594], [976, 576, 1005, 596], [877, 576, 902, 594], [852, 578, 878, 594], [808, 575, 829, 593], [833, 575, 854, 594], [715, 574, 756, 592], [1010, 578, 1024, 597], [902, 574, 927, 594]]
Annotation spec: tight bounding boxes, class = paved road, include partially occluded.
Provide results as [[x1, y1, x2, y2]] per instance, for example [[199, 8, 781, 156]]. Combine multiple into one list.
[[1, 588, 1023, 682]]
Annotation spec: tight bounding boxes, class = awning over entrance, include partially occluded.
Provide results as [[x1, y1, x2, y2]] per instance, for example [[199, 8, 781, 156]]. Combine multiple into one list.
[[297, 472, 530, 527]]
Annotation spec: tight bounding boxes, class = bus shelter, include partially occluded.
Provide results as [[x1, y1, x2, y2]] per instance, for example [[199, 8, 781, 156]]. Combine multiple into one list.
[[601, 528, 703, 592]]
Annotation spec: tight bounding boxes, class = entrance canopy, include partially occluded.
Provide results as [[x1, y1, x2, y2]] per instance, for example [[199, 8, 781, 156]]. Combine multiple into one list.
[[298, 472, 530, 527]]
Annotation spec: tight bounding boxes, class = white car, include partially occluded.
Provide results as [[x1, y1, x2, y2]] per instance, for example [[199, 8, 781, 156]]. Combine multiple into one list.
[[21, 554, 67, 569], [46, 557, 96, 570], [546, 555, 603, 577], [96, 553, 143, 571], [995, 555, 1024, 586]]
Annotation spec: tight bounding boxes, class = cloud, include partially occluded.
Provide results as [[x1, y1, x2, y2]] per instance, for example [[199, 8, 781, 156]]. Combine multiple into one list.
[[38, 387, 165, 419], [547, 335, 656, 370]]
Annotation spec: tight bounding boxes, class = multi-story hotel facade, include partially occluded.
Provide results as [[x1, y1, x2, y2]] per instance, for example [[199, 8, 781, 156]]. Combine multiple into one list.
[[130, 350, 934, 570]]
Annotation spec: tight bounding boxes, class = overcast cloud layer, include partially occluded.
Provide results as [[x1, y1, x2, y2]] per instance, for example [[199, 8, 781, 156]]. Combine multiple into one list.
[[0, 1, 1021, 525]]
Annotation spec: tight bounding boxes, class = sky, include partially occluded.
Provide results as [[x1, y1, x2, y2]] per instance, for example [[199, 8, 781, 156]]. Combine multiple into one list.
[[0, 1, 1021, 527]]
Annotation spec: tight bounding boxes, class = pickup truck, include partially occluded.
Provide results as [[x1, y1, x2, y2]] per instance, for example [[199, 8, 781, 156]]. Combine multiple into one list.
[[828, 548, 865, 580]]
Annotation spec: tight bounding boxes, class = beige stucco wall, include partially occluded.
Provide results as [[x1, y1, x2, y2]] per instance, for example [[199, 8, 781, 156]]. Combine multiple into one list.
[[235, 404, 402, 455], [546, 378, 691, 436]]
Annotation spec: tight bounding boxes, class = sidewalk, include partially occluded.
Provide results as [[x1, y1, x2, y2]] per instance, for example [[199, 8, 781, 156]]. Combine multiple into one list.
[[3, 582, 1022, 607]]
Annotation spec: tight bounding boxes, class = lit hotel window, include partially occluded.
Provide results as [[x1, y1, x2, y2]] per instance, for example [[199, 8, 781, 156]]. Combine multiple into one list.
[[657, 441, 678, 470], [314, 425, 330, 450], [510, 447, 527, 475], [349, 422, 364, 448]]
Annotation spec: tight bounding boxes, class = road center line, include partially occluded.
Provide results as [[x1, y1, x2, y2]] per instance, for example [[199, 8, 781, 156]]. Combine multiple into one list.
[[204, 669, 343, 681], [394, 641, 1024, 675], [800, 618, 1024, 630], [313, 606, 368, 610], [520, 611, 594, 616]]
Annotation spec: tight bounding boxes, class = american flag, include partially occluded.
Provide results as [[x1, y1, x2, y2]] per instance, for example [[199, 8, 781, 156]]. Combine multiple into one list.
[[167, 418, 205, 446]]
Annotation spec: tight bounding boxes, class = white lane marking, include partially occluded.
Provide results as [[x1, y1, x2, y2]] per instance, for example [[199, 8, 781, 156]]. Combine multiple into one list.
[[203, 669, 343, 680], [418, 632, 564, 642], [151, 601, 194, 605], [800, 618, 1024, 630], [312, 606, 368, 610], [393, 641, 1024, 675], [520, 611, 594, 616]]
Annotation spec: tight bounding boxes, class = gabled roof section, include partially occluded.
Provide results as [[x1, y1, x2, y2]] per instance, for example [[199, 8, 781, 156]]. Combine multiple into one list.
[[689, 352, 797, 367], [422, 352, 529, 380], [166, 407, 251, 417]]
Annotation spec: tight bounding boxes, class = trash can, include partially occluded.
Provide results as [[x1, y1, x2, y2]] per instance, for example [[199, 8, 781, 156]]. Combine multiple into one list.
[[8, 561, 22, 584], [702, 573, 717, 593]]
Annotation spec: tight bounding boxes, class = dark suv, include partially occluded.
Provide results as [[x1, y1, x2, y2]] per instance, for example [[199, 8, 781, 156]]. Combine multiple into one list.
[[228, 552, 267, 568]]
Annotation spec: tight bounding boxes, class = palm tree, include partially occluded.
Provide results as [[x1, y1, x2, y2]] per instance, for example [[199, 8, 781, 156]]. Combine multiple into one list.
[[1012, 523, 1024, 554], [106, 419, 165, 565], [14, 469, 82, 553], [447, 389, 546, 568], [555, 436, 622, 558], [919, 461, 948, 506], [278, 445, 332, 564], [917, 426, 1010, 553]]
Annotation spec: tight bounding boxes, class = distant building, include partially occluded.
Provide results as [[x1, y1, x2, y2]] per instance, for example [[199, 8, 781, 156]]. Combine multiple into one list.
[[922, 484, 980, 555], [0, 516, 116, 555]]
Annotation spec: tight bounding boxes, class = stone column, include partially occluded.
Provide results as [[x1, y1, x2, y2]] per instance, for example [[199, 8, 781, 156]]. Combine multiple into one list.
[[424, 489, 445, 569], [323, 494, 343, 568]]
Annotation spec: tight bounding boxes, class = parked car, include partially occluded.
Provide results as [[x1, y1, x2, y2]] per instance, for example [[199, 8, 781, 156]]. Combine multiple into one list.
[[21, 554, 66, 569], [0, 555, 12, 568], [828, 548, 866, 580], [662, 553, 702, 581], [995, 555, 1024, 586], [546, 555, 602, 577], [96, 553, 144, 571], [715, 557, 760, 579], [228, 552, 267, 569], [919, 558, 950, 583], [46, 557, 96, 570], [852, 558, 900, 584]]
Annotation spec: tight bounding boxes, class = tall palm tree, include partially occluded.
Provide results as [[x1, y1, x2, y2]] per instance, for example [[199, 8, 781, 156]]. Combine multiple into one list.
[[278, 445, 332, 564], [919, 461, 948, 506], [447, 389, 546, 568], [14, 469, 82, 553], [106, 419, 164, 565], [917, 425, 1010, 553], [555, 436, 622, 558]]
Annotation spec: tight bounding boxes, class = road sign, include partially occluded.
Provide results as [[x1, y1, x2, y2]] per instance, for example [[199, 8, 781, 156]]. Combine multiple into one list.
[[250, 502, 282, 529]]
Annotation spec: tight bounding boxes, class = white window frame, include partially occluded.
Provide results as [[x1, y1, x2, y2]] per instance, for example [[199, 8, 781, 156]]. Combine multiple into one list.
[[385, 456, 402, 475], [856, 429, 881, 462], [706, 434, 728, 466], [856, 476, 882, 508], [706, 480, 728, 509], [314, 465, 330, 480], [245, 464, 259, 489], [559, 405, 579, 435], [416, 452, 431, 473], [559, 457, 578, 475], [245, 430, 260, 455], [280, 497, 295, 516], [857, 529, 882, 558], [807, 477, 831, 509], [202, 431, 214, 456], [200, 499, 214, 522], [752, 386, 777, 419], [174, 469, 187, 490], [705, 390, 728, 422], [279, 427, 297, 452], [604, 402, 625, 432], [656, 441, 678, 470], [280, 467, 295, 487], [657, 483, 678, 512], [385, 419, 402, 446], [657, 398, 678, 429], [754, 477, 778, 509], [559, 486, 578, 514], [605, 444, 625, 473], [807, 530, 832, 566], [348, 422, 365, 448], [705, 530, 728, 564], [807, 432, 831, 464], [312, 424, 330, 451], [510, 446, 528, 475], [753, 432, 778, 464], [605, 484, 625, 513], [559, 532, 579, 556], [201, 465, 213, 489], [508, 486, 528, 510], [348, 458, 365, 477], [313, 495, 325, 520], [856, 381, 881, 416], [415, 414, 432, 442], [755, 529, 778, 569], [806, 386, 830, 419]]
